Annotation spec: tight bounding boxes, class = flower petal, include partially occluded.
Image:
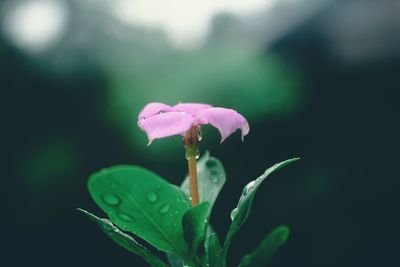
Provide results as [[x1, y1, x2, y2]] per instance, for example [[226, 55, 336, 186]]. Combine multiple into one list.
[[138, 102, 171, 122], [197, 107, 250, 142], [139, 111, 195, 144], [172, 103, 212, 115]]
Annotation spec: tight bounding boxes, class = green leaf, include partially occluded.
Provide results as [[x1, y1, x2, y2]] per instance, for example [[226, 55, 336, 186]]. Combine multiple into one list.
[[206, 233, 224, 267], [182, 202, 210, 257], [181, 152, 226, 213], [223, 158, 299, 258], [166, 253, 184, 267], [88, 165, 190, 256], [77, 208, 169, 267], [238, 225, 290, 267]]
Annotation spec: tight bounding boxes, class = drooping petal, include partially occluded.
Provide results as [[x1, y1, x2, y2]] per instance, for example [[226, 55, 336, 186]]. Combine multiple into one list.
[[197, 107, 250, 142], [139, 111, 195, 144], [138, 102, 171, 122], [172, 103, 212, 115]]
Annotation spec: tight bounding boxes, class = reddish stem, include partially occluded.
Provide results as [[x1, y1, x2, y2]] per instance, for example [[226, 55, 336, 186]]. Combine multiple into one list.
[[184, 127, 199, 206]]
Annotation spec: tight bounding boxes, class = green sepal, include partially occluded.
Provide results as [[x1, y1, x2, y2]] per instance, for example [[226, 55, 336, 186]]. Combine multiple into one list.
[[223, 158, 299, 257], [77, 208, 169, 267], [238, 225, 290, 267], [87, 165, 190, 256]]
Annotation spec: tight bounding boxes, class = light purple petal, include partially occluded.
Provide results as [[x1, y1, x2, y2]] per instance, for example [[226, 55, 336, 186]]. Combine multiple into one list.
[[172, 103, 212, 115], [138, 102, 172, 122], [197, 107, 250, 142], [139, 111, 195, 144]]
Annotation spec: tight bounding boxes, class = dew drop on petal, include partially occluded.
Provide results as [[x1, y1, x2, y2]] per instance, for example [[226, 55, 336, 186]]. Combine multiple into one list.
[[137, 118, 146, 127], [101, 193, 120, 206], [147, 192, 158, 203]]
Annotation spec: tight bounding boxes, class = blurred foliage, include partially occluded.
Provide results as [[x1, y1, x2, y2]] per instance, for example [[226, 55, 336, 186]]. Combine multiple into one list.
[[1, 0, 303, 158], [108, 45, 301, 156]]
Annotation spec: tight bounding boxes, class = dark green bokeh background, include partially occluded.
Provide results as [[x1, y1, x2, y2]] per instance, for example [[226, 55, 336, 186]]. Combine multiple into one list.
[[1, 0, 399, 266]]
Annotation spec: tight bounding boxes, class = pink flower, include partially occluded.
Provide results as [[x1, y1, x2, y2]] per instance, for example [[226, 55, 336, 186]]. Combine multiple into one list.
[[138, 102, 249, 144]]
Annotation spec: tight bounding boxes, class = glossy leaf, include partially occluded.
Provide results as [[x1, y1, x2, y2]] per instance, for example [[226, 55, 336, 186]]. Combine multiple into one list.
[[77, 208, 169, 267], [206, 233, 224, 267], [182, 202, 210, 257], [88, 165, 190, 256], [239, 225, 290, 267], [223, 158, 299, 257], [181, 152, 226, 213]]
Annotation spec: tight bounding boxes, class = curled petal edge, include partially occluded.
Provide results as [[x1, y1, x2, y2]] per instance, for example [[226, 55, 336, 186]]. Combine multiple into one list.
[[139, 111, 195, 145]]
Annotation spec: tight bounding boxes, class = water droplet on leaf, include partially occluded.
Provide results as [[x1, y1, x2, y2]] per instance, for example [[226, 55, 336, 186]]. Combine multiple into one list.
[[101, 193, 120, 206], [147, 192, 158, 203], [159, 203, 171, 214], [101, 223, 113, 232], [242, 181, 256, 196], [118, 212, 134, 221], [211, 174, 219, 183], [230, 208, 239, 220]]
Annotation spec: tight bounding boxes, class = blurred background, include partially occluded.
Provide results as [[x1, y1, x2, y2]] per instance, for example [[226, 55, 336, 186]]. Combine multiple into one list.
[[1, 0, 399, 266]]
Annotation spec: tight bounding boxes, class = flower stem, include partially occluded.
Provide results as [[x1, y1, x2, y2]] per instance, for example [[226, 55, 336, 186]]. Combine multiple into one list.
[[184, 127, 199, 206], [187, 154, 199, 206]]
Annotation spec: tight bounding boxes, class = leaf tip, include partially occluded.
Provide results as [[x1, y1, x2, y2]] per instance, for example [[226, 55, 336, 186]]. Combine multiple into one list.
[[76, 207, 86, 214], [287, 157, 301, 163], [274, 225, 290, 243]]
